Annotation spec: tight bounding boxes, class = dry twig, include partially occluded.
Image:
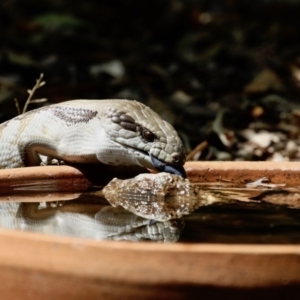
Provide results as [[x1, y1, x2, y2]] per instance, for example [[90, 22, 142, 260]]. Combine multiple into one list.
[[15, 73, 48, 115]]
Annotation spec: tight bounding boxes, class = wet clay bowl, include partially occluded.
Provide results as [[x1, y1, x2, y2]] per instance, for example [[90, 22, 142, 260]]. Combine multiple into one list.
[[1, 161, 300, 299]]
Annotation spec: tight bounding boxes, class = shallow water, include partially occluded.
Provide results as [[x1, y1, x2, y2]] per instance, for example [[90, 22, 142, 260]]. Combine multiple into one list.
[[0, 198, 300, 244], [1, 172, 300, 243]]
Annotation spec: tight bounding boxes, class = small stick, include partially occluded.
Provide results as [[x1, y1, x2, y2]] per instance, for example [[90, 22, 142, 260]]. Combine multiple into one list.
[[22, 73, 47, 114], [186, 141, 208, 161]]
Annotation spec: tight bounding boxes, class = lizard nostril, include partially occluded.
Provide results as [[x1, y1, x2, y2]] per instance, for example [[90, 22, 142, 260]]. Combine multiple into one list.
[[171, 152, 180, 163]]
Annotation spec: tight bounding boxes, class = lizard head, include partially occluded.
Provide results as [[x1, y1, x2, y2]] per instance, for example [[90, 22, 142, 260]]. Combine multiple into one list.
[[98, 100, 186, 177]]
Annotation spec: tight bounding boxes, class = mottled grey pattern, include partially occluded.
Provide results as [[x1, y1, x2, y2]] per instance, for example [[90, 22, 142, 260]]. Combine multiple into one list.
[[46, 106, 98, 125], [14, 105, 98, 125]]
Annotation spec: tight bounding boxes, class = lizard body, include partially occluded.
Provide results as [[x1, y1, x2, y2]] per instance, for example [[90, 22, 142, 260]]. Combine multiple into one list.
[[0, 99, 186, 237], [0, 99, 186, 176]]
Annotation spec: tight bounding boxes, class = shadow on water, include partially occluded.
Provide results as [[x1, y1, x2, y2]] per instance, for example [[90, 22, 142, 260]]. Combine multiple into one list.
[[182, 201, 300, 244]]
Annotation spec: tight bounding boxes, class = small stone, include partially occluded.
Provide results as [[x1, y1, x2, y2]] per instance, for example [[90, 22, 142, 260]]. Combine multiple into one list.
[[102, 172, 207, 221]]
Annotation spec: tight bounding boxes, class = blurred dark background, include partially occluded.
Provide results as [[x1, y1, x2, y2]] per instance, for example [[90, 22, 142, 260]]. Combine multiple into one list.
[[2, 0, 300, 161]]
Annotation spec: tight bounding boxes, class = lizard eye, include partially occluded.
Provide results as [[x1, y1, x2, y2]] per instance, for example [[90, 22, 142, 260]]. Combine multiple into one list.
[[141, 129, 156, 142]]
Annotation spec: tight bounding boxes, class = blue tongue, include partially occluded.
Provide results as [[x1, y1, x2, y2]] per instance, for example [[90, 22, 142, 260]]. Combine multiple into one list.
[[150, 155, 187, 178]]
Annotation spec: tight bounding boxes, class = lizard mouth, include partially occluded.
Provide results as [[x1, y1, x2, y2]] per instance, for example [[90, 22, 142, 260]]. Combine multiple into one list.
[[117, 142, 186, 177], [150, 154, 187, 178]]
